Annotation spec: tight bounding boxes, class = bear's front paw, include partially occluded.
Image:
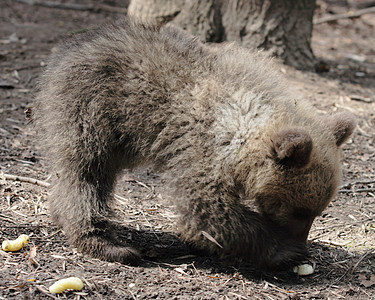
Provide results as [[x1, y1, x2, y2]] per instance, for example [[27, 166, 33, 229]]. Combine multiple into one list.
[[74, 234, 141, 265]]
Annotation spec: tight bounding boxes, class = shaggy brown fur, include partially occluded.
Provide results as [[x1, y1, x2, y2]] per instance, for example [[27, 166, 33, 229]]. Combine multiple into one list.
[[34, 18, 355, 269]]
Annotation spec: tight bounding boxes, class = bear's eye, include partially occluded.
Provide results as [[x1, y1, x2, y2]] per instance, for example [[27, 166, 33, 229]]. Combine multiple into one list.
[[292, 208, 312, 220]]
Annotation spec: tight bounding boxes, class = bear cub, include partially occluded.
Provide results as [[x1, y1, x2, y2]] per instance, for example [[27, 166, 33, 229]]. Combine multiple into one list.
[[34, 18, 355, 269]]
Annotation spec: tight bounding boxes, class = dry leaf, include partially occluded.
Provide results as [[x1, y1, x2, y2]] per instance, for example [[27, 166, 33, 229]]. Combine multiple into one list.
[[29, 246, 38, 266], [29, 246, 37, 258], [174, 267, 187, 275], [359, 273, 375, 287]]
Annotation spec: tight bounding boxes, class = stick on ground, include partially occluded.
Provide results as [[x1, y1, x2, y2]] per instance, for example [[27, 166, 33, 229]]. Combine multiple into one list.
[[2, 173, 50, 188], [314, 6, 375, 24], [16, 0, 127, 14]]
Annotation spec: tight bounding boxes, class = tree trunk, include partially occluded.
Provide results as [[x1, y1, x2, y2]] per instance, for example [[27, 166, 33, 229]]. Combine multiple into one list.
[[128, 0, 316, 70]]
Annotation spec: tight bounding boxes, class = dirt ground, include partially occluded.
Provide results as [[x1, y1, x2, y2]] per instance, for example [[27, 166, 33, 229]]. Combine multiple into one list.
[[0, 0, 374, 299]]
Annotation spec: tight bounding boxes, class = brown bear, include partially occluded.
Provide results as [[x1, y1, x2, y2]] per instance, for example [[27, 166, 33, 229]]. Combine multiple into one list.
[[34, 18, 355, 269]]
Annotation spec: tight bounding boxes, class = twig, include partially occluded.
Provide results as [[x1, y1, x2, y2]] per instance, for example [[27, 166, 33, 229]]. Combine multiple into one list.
[[135, 180, 152, 191], [190, 262, 203, 282], [350, 95, 373, 103], [315, 239, 349, 247], [128, 289, 137, 300], [2, 173, 50, 188], [339, 188, 375, 194], [314, 6, 375, 24], [350, 249, 375, 274], [124, 178, 152, 191], [340, 180, 375, 189], [228, 292, 247, 299], [339, 179, 375, 194], [331, 249, 375, 285], [0, 250, 11, 258], [145, 260, 182, 268], [311, 217, 374, 236], [34, 284, 58, 299], [16, 0, 127, 14], [0, 213, 17, 224], [140, 210, 160, 241], [114, 194, 130, 206], [354, 0, 375, 9]]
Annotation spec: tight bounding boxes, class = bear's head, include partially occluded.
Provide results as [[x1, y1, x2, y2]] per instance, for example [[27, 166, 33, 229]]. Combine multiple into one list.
[[253, 112, 356, 242]]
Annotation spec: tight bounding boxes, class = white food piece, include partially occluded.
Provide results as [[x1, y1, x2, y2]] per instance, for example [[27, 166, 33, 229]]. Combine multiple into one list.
[[49, 277, 84, 294], [2, 234, 30, 252], [293, 264, 314, 276]]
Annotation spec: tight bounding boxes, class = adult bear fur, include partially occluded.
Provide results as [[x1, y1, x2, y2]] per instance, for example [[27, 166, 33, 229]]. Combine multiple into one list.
[[34, 18, 355, 269]]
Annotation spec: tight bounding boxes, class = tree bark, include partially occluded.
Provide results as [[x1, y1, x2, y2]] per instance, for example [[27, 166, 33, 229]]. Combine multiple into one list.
[[128, 0, 316, 70]]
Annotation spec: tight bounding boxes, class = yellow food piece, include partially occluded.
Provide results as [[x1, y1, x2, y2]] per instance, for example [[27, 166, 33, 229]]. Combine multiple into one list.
[[49, 277, 84, 294], [293, 264, 314, 276], [2, 234, 30, 252]]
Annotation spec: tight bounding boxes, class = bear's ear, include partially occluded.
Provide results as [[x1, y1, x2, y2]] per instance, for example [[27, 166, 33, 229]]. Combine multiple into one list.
[[273, 129, 313, 169], [329, 112, 356, 146]]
